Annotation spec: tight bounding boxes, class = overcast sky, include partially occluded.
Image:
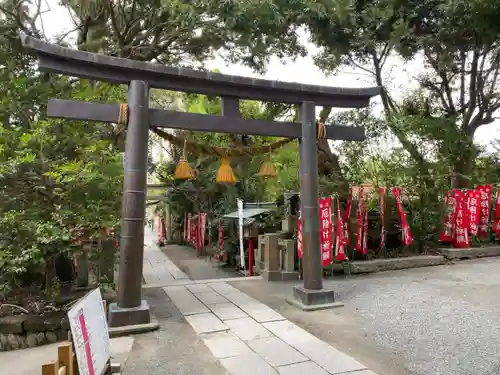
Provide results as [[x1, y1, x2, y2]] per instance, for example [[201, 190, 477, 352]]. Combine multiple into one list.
[[38, 0, 499, 152]]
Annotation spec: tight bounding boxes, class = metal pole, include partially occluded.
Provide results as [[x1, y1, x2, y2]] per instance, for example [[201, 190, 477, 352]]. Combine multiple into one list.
[[117, 80, 149, 308], [299, 101, 323, 290]]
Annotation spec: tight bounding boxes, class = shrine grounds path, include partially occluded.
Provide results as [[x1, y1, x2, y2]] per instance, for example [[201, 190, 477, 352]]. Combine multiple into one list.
[[132, 229, 379, 375], [162, 235, 500, 375]]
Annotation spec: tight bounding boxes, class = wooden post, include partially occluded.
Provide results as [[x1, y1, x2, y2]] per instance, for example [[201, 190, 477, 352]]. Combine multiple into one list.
[[58, 343, 74, 375], [248, 238, 254, 276], [42, 362, 58, 375]]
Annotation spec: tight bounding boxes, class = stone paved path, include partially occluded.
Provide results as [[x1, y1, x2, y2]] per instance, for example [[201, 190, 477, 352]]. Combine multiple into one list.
[[143, 231, 378, 375]]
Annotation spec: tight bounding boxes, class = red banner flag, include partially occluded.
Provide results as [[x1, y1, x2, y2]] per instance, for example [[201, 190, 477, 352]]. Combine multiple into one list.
[[477, 184, 492, 238], [297, 215, 303, 259], [319, 197, 333, 267], [379, 187, 386, 249], [452, 190, 469, 248], [355, 189, 364, 252], [183, 213, 187, 242], [391, 187, 413, 246], [200, 213, 207, 252], [342, 187, 353, 245], [335, 198, 347, 261], [362, 205, 368, 255], [440, 190, 458, 242], [492, 187, 500, 236], [466, 190, 480, 236], [187, 213, 192, 242], [218, 222, 224, 252], [493, 187, 500, 236]]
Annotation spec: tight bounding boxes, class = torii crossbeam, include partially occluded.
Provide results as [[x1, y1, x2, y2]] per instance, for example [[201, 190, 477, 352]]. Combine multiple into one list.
[[20, 34, 380, 326]]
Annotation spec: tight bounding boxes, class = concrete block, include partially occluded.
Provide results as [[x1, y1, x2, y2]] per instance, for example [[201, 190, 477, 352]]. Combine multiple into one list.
[[440, 246, 500, 260], [350, 255, 445, 274], [262, 270, 282, 281]]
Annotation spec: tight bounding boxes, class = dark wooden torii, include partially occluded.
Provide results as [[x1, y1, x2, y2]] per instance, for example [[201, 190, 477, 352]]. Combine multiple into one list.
[[20, 33, 380, 326]]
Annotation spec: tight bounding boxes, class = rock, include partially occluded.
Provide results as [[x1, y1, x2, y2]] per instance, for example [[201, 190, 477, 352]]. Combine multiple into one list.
[[17, 336, 27, 349], [24, 314, 63, 332], [61, 317, 70, 330], [36, 332, 46, 346], [26, 332, 38, 347], [7, 334, 20, 350], [45, 331, 58, 343], [0, 334, 6, 351], [0, 315, 27, 334]]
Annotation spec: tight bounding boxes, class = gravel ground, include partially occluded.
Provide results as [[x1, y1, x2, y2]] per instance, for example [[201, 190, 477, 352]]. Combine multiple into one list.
[[230, 258, 500, 375], [123, 287, 228, 375]]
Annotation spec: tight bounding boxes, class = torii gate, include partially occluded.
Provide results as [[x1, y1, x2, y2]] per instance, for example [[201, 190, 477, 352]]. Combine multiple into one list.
[[20, 34, 380, 327]]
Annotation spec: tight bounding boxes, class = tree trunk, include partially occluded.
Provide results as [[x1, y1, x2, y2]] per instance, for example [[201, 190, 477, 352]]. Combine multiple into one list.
[[450, 134, 476, 189]]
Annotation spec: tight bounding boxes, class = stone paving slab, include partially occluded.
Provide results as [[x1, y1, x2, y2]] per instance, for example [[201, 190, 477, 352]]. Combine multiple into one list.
[[263, 320, 367, 374], [277, 361, 330, 375], [162, 286, 210, 315], [224, 317, 273, 341], [247, 336, 308, 367], [224, 291, 286, 323], [208, 303, 248, 321], [208, 282, 241, 295], [220, 353, 278, 375], [195, 291, 229, 305], [201, 331, 252, 359], [145, 239, 379, 375], [184, 312, 229, 334]]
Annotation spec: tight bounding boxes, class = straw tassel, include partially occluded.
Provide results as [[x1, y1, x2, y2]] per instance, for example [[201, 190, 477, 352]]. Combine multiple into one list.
[[257, 159, 277, 177], [175, 139, 194, 180], [257, 146, 277, 178], [175, 159, 194, 180], [216, 158, 237, 183]]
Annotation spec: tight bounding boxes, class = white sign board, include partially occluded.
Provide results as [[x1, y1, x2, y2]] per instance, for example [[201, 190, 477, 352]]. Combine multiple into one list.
[[237, 199, 246, 270], [67, 288, 111, 375]]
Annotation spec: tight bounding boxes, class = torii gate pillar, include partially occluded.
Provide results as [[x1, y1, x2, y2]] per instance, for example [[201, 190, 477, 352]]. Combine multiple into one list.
[[108, 81, 152, 327]]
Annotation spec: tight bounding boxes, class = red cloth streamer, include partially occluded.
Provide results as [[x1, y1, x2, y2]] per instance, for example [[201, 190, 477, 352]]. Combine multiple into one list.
[[379, 187, 386, 249], [297, 214, 303, 259], [493, 187, 500, 236], [452, 190, 469, 248], [183, 213, 187, 242], [466, 190, 480, 236], [391, 187, 413, 246], [362, 205, 368, 255], [335, 198, 347, 261], [355, 189, 364, 252], [218, 222, 224, 253], [187, 213, 192, 242], [319, 197, 333, 267], [342, 187, 353, 245], [476, 184, 492, 238], [440, 190, 458, 242]]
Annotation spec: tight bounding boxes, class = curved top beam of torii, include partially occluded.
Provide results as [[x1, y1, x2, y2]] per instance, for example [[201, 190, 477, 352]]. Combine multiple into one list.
[[20, 33, 380, 108]]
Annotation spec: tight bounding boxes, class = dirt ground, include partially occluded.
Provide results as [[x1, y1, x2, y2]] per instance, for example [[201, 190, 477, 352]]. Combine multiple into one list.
[[161, 244, 241, 281]]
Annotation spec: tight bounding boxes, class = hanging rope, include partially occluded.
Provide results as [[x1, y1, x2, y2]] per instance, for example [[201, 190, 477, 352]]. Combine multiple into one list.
[[152, 127, 294, 158], [317, 121, 327, 140]]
